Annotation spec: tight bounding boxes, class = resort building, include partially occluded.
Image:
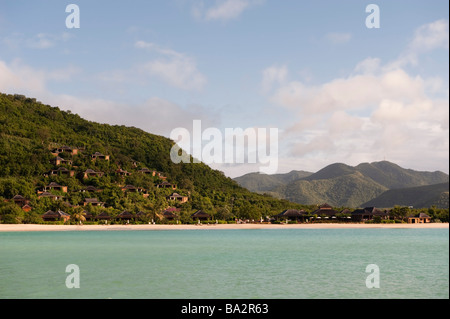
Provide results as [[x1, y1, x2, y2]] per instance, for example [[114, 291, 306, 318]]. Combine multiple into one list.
[[83, 169, 104, 179], [138, 168, 156, 176], [91, 152, 110, 161], [157, 181, 177, 190], [311, 203, 338, 220], [351, 207, 389, 222], [407, 213, 432, 224], [116, 168, 132, 176], [45, 182, 68, 193], [38, 191, 64, 201], [41, 210, 70, 222], [83, 198, 104, 207], [167, 192, 188, 203], [48, 167, 75, 177], [51, 156, 72, 166], [275, 209, 306, 222], [191, 210, 211, 221], [52, 146, 79, 155]]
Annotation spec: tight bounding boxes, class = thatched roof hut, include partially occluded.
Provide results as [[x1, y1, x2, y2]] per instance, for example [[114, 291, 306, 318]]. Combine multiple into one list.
[[191, 210, 210, 221], [41, 210, 70, 222]]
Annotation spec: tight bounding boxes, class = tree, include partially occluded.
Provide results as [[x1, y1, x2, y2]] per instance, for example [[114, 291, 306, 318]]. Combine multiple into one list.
[[71, 207, 86, 224]]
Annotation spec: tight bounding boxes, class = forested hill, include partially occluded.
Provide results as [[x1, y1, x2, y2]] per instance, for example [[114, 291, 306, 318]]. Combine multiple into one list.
[[0, 93, 301, 223]]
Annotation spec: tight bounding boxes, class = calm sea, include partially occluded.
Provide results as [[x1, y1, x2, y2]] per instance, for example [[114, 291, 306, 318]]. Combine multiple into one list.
[[0, 229, 448, 299]]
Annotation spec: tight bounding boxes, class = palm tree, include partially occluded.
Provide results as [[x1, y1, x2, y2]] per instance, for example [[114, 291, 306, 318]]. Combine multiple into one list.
[[72, 207, 86, 225]]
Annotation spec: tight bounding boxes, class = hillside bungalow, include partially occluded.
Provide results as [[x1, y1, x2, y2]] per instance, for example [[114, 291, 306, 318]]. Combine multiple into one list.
[[116, 168, 132, 176], [83, 198, 104, 207], [351, 207, 389, 222], [45, 182, 68, 193], [41, 210, 70, 222], [167, 193, 188, 203], [83, 169, 104, 179], [52, 156, 73, 166], [21, 204, 32, 212], [53, 146, 79, 155], [156, 172, 167, 180], [38, 191, 64, 201], [191, 210, 211, 221], [407, 212, 432, 224], [121, 185, 146, 193], [311, 203, 338, 220], [91, 152, 110, 161], [48, 167, 75, 177], [276, 209, 306, 222], [162, 207, 180, 221], [80, 185, 103, 193], [11, 195, 29, 206], [138, 168, 156, 176], [157, 181, 177, 190]]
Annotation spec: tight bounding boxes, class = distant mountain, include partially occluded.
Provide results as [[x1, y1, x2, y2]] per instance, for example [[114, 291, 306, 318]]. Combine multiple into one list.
[[233, 170, 313, 193], [233, 161, 449, 208], [362, 182, 449, 209]]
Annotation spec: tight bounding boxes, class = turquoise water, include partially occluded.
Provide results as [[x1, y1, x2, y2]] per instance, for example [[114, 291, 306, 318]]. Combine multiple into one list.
[[0, 229, 448, 299]]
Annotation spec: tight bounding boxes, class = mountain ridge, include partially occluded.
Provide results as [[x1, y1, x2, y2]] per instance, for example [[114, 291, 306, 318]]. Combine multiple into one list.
[[233, 161, 449, 208]]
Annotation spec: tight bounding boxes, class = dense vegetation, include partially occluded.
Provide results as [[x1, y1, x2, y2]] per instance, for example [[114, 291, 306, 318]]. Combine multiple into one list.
[[0, 93, 307, 224]]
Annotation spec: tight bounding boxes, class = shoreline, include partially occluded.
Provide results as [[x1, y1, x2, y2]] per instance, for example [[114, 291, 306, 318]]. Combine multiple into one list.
[[0, 223, 448, 232]]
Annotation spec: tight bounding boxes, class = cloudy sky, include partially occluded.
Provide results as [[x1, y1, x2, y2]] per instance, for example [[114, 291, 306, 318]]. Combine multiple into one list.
[[0, 0, 448, 177]]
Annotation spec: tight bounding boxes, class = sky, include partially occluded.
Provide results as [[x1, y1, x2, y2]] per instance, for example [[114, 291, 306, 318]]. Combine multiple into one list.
[[0, 0, 448, 177]]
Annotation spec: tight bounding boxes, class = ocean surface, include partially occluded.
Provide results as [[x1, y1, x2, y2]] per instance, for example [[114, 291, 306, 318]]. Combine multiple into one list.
[[0, 228, 448, 299]]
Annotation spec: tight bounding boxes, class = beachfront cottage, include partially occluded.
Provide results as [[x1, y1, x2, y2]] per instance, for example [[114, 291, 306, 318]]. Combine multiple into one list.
[[191, 210, 210, 221], [351, 207, 389, 222], [276, 209, 306, 222], [407, 212, 432, 224], [41, 210, 70, 222], [311, 203, 338, 220], [117, 211, 135, 222], [167, 192, 188, 203], [95, 211, 111, 222]]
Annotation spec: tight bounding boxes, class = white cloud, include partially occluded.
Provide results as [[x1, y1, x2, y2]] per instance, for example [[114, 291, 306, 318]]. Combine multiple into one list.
[[261, 65, 287, 93], [135, 41, 206, 91], [388, 19, 449, 69], [0, 59, 216, 139], [263, 21, 449, 173], [325, 32, 352, 44], [193, 0, 263, 21]]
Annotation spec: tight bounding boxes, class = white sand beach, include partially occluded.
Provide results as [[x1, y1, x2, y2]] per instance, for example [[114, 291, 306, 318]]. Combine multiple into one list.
[[0, 223, 447, 232]]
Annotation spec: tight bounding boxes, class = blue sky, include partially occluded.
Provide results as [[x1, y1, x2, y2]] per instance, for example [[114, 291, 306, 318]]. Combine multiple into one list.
[[1, 0, 448, 177]]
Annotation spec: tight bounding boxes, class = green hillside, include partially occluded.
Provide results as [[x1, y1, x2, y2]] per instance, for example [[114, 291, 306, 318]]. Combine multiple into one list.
[[233, 170, 313, 193], [0, 93, 303, 223], [362, 183, 449, 209], [275, 171, 388, 208]]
